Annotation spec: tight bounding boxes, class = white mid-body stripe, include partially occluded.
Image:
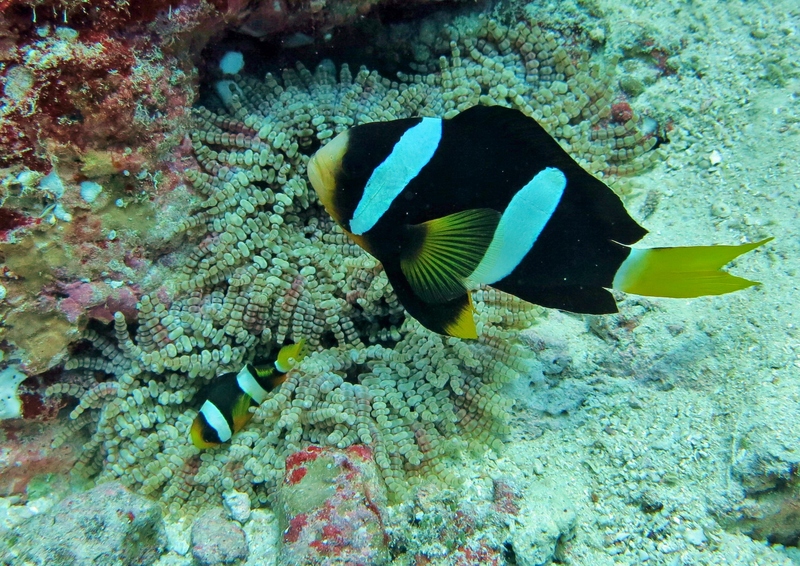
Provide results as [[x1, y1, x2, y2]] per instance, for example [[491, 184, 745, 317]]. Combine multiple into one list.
[[470, 167, 566, 285], [350, 117, 442, 235], [199, 400, 232, 442], [236, 366, 269, 404]]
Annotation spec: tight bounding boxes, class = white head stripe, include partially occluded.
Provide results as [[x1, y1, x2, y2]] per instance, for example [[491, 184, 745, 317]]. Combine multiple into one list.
[[470, 167, 566, 284], [350, 118, 442, 235], [236, 366, 269, 404], [199, 400, 232, 442]]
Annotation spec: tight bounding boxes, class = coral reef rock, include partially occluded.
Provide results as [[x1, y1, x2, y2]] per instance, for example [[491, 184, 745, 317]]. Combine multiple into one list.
[[719, 392, 800, 546], [0, 0, 207, 374], [223, 488, 252, 523], [277, 445, 390, 565], [191, 506, 248, 565], [385, 479, 518, 565], [0, 419, 85, 498], [0, 481, 166, 565], [243, 508, 282, 565]]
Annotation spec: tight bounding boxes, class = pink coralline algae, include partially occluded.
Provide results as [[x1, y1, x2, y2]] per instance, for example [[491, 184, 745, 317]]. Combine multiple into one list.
[[611, 100, 635, 124], [0, 0, 210, 375], [0, 2, 203, 172], [55, 280, 139, 324], [278, 445, 390, 565], [0, 418, 85, 497], [0, 207, 38, 238]]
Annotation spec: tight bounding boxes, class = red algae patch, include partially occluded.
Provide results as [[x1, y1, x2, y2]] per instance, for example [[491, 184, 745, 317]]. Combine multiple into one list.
[[278, 445, 390, 565]]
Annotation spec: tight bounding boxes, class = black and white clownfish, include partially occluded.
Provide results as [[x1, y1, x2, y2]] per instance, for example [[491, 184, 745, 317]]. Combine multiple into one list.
[[190, 340, 307, 449], [307, 105, 770, 338]]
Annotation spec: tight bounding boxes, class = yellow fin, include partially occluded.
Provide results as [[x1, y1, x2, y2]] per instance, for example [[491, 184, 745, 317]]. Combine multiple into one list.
[[231, 394, 253, 434], [190, 416, 219, 450], [613, 238, 772, 298], [275, 339, 307, 373], [400, 209, 500, 304], [443, 292, 478, 339]]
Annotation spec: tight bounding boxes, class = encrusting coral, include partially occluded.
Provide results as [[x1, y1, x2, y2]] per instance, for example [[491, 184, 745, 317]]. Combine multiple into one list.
[[45, 10, 662, 513]]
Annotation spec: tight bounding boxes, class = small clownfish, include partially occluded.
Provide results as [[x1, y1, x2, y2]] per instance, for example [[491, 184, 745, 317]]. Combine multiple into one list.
[[190, 340, 307, 449], [307, 105, 771, 338]]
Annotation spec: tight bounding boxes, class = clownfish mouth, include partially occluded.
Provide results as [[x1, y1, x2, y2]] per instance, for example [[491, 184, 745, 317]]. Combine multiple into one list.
[[307, 155, 323, 196], [308, 130, 349, 225]]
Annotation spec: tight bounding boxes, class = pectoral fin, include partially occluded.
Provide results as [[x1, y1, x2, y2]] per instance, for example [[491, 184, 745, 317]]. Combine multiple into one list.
[[231, 393, 254, 434], [400, 208, 500, 304]]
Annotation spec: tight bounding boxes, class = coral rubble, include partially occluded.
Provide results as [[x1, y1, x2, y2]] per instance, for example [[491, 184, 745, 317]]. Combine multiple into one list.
[[37, 7, 662, 516], [191, 506, 248, 565], [0, 481, 166, 565]]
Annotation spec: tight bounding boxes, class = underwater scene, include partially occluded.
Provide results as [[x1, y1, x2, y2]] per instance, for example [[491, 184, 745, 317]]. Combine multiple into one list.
[[0, 0, 797, 564]]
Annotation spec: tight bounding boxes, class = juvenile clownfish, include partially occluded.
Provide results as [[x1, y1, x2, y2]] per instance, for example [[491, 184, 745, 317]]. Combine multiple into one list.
[[308, 105, 771, 338], [190, 340, 306, 449]]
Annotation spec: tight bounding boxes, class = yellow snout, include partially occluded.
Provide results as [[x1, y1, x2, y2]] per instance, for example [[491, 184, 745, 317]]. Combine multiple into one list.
[[308, 130, 349, 224]]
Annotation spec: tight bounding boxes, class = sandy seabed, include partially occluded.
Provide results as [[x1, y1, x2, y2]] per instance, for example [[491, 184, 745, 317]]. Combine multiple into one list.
[[463, 0, 800, 564]]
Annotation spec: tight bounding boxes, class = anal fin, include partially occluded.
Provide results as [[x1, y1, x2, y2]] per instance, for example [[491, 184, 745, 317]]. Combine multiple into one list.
[[386, 266, 477, 339], [492, 281, 619, 315]]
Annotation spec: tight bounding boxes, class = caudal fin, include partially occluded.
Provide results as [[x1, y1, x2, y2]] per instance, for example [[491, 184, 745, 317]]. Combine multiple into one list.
[[612, 238, 772, 298]]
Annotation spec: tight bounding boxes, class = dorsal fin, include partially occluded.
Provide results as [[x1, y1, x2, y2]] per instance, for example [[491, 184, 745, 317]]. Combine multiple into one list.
[[450, 105, 556, 151], [450, 105, 647, 246]]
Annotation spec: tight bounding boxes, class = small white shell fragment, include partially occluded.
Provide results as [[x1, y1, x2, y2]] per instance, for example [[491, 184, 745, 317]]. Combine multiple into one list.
[[80, 181, 103, 203], [53, 203, 72, 222], [708, 149, 722, 166]]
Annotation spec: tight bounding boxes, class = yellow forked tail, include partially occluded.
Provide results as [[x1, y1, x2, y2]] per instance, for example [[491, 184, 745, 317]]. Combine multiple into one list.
[[612, 238, 772, 298]]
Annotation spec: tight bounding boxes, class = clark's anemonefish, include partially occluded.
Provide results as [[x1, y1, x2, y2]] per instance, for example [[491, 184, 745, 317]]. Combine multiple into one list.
[[191, 340, 307, 449], [307, 105, 770, 338]]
